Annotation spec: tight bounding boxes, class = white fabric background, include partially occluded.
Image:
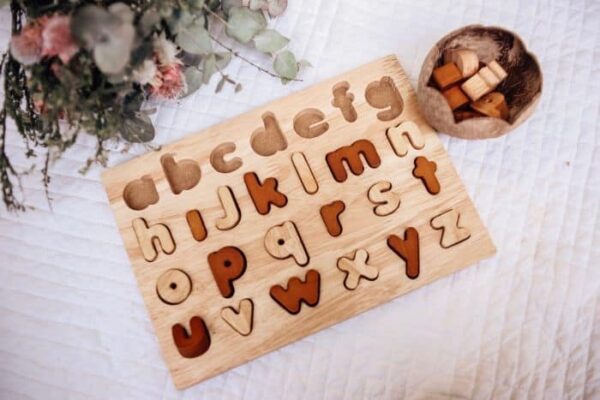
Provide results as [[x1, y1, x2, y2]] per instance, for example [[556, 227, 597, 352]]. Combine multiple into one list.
[[1, 0, 599, 399]]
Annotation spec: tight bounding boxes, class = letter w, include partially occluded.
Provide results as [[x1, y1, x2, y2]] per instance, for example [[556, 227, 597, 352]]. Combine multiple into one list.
[[270, 269, 321, 314]]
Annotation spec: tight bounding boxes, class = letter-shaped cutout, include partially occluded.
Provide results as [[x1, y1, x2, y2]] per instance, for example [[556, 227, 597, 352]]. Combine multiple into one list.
[[337, 249, 379, 290], [172, 316, 211, 358], [244, 172, 288, 215], [291, 152, 318, 195], [367, 181, 400, 216], [326, 139, 381, 183], [210, 142, 242, 173], [270, 269, 321, 315], [264, 221, 309, 266], [216, 186, 241, 230], [386, 120, 426, 157], [413, 156, 440, 195], [430, 209, 471, 248], [365, 76, 404, 121], [160, 153, 201, 195], [132, 218, 176, 262], [186, 210, 207, 241], [208, 246, 247, 298], [221, 298, 254, 336], [293, 108, 329, 138], [123, 175, 159, 211], [331, 81, 357, 122], [320, 200, 345, 237], [156, 268, 192, 305], [250, 112, 288, 156], [387, 227, 420, 279]]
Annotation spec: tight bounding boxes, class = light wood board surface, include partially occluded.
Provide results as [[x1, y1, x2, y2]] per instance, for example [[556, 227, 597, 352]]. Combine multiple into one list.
[[102, 55, 496, 389]]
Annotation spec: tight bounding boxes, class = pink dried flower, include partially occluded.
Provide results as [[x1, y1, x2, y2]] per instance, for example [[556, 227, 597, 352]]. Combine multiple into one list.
[[149, 63, 187, 100], [41, 15, 79, 64], [10, 20, 45, 65]]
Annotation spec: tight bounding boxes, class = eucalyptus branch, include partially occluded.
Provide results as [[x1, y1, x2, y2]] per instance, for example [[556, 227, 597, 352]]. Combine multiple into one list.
[[209, 34, 302, 82]]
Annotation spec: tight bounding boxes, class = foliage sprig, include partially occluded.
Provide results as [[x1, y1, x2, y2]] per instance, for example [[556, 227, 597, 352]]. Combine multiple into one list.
[[0, 0, 305, 211]]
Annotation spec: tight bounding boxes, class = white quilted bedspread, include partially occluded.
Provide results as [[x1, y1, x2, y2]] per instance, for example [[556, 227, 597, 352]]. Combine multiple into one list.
[[1, 1, 599, 399]]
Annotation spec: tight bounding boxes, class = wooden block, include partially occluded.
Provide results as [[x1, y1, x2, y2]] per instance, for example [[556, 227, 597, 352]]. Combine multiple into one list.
[[487, 60, 507, 81], [443, 48, 479, 78], [101, 56, 495, 389], [442, 85, 469, 110], [462, 60, 507, 101], [453, 109, 485, 122], [432, 62, 463, 89], [471, 92, 509, 120], [461, 73, 491, 101]]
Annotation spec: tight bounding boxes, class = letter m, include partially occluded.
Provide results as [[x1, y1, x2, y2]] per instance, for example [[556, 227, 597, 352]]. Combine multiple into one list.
[[325, 139, 381, 182]]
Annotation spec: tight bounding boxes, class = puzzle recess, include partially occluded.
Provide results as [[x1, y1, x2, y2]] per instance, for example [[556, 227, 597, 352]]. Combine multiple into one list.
[[102, 56, 495, 388]]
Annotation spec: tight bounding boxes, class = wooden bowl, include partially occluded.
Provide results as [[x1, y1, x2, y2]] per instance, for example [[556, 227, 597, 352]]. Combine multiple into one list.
[[417, 25, 542, 139]]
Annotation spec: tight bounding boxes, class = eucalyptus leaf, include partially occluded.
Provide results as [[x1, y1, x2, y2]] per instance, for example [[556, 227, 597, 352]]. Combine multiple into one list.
[[267, 0, 288, 16], [120, 112, 155, 143], [222, 0, 243, 16], [189, 0, 206, 10], [93, 23, 135, 74], [226, 7, 267, 44], [183, 67, 204, 97], [273, 50, 298, 80], [202, 54, 217, 84], [169, 11, 197, 35], [298, 59, 313, 68], [139, 10, 161, 36], [249, 0, 269, 11], [108, 3, 134, 23], [253, 29, 289, 53], [215, 52, 232, 70], [176, 21, 212, 54], [215, 76, 226, 93], [71, 6, 119, 47]]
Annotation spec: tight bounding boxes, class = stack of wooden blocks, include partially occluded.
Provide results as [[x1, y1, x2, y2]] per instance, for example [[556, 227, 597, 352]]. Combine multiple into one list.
[[432, 49, 509, 122]]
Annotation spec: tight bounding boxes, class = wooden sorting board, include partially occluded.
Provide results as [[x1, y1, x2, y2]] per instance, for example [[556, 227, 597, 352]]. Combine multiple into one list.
[[102, 55, 496, 389]]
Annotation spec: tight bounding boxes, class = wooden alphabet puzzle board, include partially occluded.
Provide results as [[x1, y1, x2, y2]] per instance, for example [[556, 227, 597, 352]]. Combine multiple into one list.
[[102, 55, 496, 389]]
